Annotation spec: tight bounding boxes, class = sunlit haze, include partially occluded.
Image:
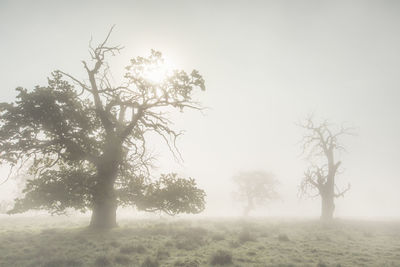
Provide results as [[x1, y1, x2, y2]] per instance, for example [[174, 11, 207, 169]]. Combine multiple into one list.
[[1, 0, 400, 220]]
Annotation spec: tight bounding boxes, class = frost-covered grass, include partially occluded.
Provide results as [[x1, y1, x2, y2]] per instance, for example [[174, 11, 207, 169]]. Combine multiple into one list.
[[0, 216, 400, 266]]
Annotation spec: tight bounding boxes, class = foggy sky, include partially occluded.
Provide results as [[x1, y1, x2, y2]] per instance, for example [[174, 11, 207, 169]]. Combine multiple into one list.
[[1, 0, 399, 218]]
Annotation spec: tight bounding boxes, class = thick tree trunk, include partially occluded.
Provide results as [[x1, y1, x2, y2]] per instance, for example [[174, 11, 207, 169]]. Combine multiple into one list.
[[243, 205, 252, 217], [89, 139, 122, 229], [320, 194, 334, 221], [89, 177, 118, 229], [243, 196, 254, 216], [320, 168, 335, 221], [90, 200, 117, 229]]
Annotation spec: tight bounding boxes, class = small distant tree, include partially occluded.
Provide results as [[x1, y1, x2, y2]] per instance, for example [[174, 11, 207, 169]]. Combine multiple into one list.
[[299, 116, 354, 221], [232, 171, 279, 216], [0, 27, 206, 228]]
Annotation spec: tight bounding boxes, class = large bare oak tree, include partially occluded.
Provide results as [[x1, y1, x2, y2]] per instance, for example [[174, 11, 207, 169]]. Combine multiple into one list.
[[0, 28, 206, 229], [299, 116, 354, 221]]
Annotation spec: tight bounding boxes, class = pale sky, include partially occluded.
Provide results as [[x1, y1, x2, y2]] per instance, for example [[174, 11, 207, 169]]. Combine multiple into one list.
[[1, 0, 400, 218]]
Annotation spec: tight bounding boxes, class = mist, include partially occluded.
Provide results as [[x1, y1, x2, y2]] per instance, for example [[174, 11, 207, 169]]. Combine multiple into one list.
[[1, 1, 400, 266]]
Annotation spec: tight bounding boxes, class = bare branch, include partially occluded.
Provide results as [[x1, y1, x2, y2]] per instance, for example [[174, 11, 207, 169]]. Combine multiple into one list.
[[334, 183, 351, 198]]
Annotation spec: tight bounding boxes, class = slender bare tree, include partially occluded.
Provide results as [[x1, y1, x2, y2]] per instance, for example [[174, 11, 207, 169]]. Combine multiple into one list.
[[299, 116, 354, 221]]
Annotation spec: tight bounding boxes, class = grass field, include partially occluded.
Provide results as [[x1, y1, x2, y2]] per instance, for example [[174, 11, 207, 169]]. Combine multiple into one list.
[[0, 216, 399, 267]]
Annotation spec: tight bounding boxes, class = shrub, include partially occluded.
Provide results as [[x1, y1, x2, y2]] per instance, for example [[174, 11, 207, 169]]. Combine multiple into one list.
[[210, 250, 233, 265], [40, 228, 58, 235], [94, 256, 111, 267], [156, 248, 170, 260], [141, 257, 159, 267], [175, 233, 205, 250], [165, 240, 174, 247], [174, 258, 200, 267], [175, 229, 206, 250], [238, 229, 255, 243], [363, 231, 374, 238], [43, 258, 82, 267], [247, 251, 257, 256], [229, 240, 240, 248], [278, 234, 290, 242], [176, 227, 207, 240], [120, 244, 146, 254], [212, 233, 225, 241], [148, 224, 170, 235], [114, 255, 132, 265], [108, 240, 121, 248]]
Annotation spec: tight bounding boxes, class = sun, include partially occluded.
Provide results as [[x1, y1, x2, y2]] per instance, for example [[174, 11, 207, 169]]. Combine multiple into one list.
[[142, 60, 175, 84]]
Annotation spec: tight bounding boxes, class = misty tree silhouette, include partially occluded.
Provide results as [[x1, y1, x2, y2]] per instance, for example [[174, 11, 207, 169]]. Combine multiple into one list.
[[232, 170, 279, 216], [299, 116, 355, 221], [0, 27, 206, 229]]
